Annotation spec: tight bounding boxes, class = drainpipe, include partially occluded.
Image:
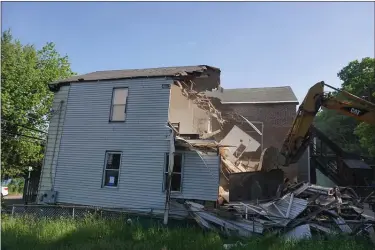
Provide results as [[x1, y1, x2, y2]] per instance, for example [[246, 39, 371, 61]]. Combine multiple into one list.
[[163, 126, 175, 225]]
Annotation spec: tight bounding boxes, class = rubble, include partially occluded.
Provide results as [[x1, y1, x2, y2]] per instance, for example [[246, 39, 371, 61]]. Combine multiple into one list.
[[185, 182, 375, 243], [171, 77, 375, 243]]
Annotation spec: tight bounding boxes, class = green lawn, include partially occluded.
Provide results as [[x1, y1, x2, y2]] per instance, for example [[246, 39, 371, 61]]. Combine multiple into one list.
[[1, 215, 372, 250]]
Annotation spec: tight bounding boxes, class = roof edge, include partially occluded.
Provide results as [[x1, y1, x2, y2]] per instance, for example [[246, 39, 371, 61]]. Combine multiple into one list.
[[48, 65, 220, 92]]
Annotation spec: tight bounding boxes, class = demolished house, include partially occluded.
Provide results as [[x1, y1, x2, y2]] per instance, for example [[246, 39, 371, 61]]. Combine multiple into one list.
[[185, 182, 375, 243], [37, 64, 304, 222], [204, 86, 302, 204], [38, 65, 223, 216], [33, 65, 375, 243]]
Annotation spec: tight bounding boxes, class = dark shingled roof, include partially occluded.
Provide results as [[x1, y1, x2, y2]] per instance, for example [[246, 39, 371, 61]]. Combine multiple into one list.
[[206, 86, 299, 104], [50, 65, 220, 85]]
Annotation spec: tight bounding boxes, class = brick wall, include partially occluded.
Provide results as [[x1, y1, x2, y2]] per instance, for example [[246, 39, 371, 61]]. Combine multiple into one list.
[[215, 103, 302, 180], [225, 103, 296, 147]]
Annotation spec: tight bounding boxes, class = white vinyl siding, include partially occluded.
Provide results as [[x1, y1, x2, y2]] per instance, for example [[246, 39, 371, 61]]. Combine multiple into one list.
[[171, 151, 220, 201], [53, 78, 172, 210]]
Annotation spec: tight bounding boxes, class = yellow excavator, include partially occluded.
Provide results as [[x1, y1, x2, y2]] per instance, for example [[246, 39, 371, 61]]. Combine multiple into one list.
[[276, 81, 375, 167], [220, 81, 375, 204]]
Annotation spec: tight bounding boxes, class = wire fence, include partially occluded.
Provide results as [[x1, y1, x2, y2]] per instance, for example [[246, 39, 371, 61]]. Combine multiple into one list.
[[3, 201, 375, 238], [6, 202, 375, 224], [4, 184, 375, 234], [7, 204, 155, 221]]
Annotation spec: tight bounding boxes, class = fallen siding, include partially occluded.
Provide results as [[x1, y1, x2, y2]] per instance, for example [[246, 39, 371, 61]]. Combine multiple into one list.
[[185, 201, 264, 236], [53, 78, 172, 210], [38, 85, 70, 199], [259, 193, 308, 226]]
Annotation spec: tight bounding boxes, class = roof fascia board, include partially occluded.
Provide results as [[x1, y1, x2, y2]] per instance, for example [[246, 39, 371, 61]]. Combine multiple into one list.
[[48, 76, 175, 92]]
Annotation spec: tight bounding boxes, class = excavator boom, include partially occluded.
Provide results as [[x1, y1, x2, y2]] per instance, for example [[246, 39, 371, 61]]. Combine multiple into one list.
[[279, 81, 375, 167]]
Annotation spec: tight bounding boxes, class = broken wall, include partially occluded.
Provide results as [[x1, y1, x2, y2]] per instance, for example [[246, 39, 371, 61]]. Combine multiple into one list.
[[168, 68, 220, 135], [169, 84, 210, 134], [211, 103, 299, 180], [171, 77, 301, 203]]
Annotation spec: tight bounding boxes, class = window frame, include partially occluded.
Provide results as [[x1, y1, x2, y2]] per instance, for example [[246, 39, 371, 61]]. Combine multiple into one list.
[[109, 87, 129, 122], [102, 151, 122, 188], [163, 152, 184, 193], [233, 143, 246, 158]]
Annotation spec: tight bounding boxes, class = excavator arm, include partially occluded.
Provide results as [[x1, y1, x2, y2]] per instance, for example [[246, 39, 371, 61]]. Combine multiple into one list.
[[279, 81, 375, 167]]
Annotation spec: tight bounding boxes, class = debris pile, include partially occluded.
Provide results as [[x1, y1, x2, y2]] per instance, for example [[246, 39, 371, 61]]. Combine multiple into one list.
[[185, 182, 375, 242], [218, 147, 284, 205]]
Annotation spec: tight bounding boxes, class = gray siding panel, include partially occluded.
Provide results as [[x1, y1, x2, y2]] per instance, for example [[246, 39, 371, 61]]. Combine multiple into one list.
[[172, 151, 219, 201], [54, 78, 172, 210], [38, 85, 70, 196]]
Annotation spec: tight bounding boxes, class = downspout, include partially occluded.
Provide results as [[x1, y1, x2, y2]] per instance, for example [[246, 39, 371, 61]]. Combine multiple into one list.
[[163, 125, 175, 225]]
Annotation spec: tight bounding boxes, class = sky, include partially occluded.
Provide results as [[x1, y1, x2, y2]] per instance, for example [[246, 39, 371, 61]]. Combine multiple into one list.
[[2, 2, 374, 103]]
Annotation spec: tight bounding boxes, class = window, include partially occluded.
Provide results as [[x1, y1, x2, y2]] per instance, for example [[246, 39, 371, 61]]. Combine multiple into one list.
[[233, 143, 246, 158], [110, 88, 128, 121], [103, 152, 121, 187], [164, 153, 183, 192]]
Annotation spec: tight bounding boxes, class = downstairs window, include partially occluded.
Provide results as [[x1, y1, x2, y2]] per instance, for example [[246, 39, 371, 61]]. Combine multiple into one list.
[[164, 153, 183, 192], [103, 152, 122, 187]]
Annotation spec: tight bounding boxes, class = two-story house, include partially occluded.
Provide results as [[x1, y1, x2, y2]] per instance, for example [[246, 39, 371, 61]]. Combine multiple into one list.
[[37, 65, 221, 216], [37, 65, 304, 216]]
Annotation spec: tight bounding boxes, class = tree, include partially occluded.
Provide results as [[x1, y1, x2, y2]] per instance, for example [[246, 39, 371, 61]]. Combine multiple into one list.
[[1, 30, 75, 178], [314, 57, 375, 157], [343, 58, 375, 157]]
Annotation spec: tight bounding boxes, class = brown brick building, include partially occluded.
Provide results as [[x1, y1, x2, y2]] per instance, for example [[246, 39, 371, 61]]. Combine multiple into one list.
[[207, 86, 305, 180]]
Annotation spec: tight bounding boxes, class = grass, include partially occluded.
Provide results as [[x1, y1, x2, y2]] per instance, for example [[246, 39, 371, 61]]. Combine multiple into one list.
[[1, 214, 373, 250]]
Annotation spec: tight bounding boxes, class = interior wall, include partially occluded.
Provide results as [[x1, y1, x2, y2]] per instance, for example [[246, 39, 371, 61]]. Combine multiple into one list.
[[169, 84, 210, 134]]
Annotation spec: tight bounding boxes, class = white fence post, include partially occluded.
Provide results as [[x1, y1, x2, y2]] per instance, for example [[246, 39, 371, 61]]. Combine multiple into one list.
[[72, 207, 75, 218]]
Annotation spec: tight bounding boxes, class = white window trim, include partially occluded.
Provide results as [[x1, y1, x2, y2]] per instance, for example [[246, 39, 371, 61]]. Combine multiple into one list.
[[163, 152, 184, 193], [102, 151, 122, 188], [109, 87, 128, 122]]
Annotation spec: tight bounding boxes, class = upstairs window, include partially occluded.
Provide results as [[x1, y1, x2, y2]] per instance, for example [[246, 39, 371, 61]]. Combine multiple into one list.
[[164, 153, 183, 192], [103, 152, 121, 187], [110, 88, 128, 122]]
